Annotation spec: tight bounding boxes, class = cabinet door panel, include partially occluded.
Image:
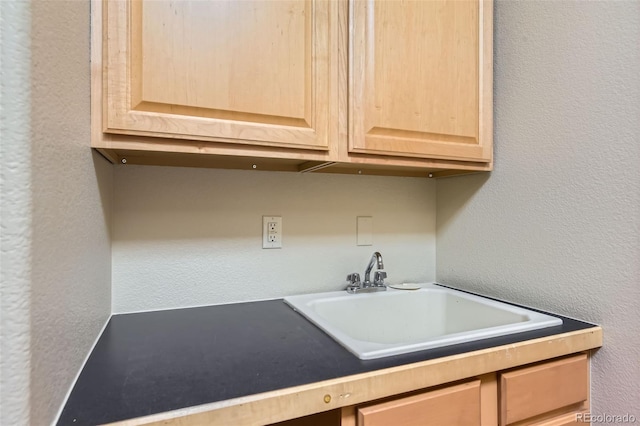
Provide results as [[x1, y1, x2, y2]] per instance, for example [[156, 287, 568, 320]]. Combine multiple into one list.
[[500, 354, 588, 425], [350, 0, 492, 162], [529, 411, 589, 426], [105, 0, 334, 151], [357, 380, 481, 426]]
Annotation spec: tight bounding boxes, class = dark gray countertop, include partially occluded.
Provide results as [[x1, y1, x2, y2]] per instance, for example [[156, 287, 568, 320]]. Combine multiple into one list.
[[58, 291, 596, 425]]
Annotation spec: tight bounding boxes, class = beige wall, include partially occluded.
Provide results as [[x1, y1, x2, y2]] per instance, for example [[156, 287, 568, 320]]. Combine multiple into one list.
[[112, 166, 436, 313], [30, 1, 113, 424], [1, 1, 113, 425], [437, 0, 640, 415]]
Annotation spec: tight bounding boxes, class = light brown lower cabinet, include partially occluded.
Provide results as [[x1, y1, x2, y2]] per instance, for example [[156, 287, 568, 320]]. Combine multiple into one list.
[[355, 380, 482, 426], [524, 411, 589, 426], [271, 353, 590, 426], [500, 354, 589, 426]]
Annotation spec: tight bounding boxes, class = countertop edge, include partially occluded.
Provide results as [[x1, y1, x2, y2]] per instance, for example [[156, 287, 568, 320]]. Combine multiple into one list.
[[105, 326, 603, 426]]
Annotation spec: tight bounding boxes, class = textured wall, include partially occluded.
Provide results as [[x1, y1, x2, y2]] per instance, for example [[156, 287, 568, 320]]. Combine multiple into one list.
[[2, 1, 114, 425], [1, 1, 33, 424], [436, 0, 640, 416], [113, 166, 436, 313], [29, 1, 113, 424]]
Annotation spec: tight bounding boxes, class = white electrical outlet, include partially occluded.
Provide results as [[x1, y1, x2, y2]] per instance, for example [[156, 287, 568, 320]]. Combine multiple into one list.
[[262, 216, 282, 249]]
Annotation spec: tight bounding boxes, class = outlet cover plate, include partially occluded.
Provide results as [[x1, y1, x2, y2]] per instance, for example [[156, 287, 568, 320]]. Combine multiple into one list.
[[263, 216, 282, 249]]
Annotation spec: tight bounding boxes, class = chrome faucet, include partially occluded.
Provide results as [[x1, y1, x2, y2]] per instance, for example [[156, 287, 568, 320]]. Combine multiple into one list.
[[363, 251, 384, 286], [346, 252, 387, 293]]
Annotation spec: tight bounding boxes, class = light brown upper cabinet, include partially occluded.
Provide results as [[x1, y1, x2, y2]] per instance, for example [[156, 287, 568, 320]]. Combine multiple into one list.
[[349, 0, 492, 163], [103, 0, 337, 151], [94, 0, 493, 177]]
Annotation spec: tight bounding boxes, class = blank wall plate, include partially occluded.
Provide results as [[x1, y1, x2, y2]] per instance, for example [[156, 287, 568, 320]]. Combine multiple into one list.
[[263, 216, 282, 249], [357, 216, 373, 246]]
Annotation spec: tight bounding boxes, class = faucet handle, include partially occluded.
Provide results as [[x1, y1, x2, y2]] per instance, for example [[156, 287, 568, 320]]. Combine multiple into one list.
[[374, 271, 387, 286], [346, 273, 362, 293], [346, 273, 361, 286]]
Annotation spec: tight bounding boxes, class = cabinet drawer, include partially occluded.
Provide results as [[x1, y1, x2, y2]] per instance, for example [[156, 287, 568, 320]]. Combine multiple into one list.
[[358, 380, 481, 426], [500, 354, 588, 425], [528, 411, 589, 426]]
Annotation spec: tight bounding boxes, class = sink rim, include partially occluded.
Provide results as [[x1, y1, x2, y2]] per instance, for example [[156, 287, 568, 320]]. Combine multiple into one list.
[[284, 283, 563, 360]]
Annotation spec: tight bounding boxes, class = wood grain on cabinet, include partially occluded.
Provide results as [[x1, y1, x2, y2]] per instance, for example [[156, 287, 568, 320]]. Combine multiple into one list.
[[480, 373, 499, 426], [341, 374, 497, 426], [527, 410, 589, 426], [357, 380, 481, 426], [103, 0, 338, 151], [93, 0, 494, 176], [500, 354, 589, 426], [349, 0, 493, 162]]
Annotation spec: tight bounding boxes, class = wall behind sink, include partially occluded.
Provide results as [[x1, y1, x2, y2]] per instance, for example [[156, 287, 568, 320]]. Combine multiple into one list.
[[436, 0, 639, 417], [112, 166, 436, 313]]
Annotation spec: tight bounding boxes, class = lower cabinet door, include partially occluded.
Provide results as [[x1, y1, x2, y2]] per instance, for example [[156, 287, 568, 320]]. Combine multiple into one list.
[[528, 410, 589, 426], [357, 380, 481, 426], [500, 354, 588, 426]]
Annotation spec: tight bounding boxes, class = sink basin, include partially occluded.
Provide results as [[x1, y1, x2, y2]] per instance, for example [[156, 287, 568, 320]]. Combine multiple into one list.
[[284, 283, 562, 359]]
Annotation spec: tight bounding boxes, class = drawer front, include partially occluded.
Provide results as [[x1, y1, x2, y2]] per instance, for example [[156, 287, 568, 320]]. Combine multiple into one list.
[[529, 410, 589, 426], [358, 380, 481, 426], [500, 354, 588, 425]]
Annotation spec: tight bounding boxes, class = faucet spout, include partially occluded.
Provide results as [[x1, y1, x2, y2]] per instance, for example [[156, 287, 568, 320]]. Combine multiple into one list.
[[345, 252, 387, 293], [364, 252, 384, 286]]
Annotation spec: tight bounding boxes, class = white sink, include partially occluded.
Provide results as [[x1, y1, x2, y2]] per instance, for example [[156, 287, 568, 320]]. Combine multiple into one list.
[[284, 284, 562, 360]]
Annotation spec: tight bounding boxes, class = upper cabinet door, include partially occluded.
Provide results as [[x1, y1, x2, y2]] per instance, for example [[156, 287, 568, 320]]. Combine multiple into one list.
[[104, 0, 335, 151], [349, 0, 492, 162]]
